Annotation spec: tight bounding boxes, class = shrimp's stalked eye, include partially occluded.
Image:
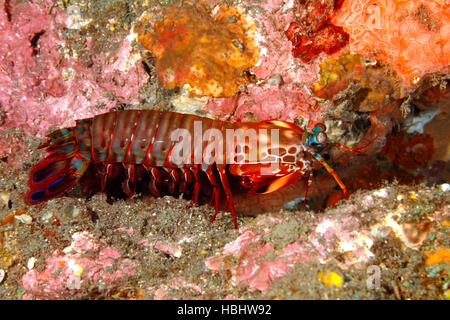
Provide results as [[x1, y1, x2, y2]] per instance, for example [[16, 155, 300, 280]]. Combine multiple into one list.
[[306, 123, 328, 146], [313, 123, 326, 133], [315, 131, 327, 144]]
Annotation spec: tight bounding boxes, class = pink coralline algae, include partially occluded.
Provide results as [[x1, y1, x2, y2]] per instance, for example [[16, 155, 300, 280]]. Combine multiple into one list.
[[205, 209, 380, 292], [205, 225, 312, 291], [151, 278, 203, 300], [0, 132, 26, 167], [0, 0, 145, 139], [21, 232, 137, 299], [205, 228, 310, 292], [205, 83, 323, 124], [138, 238, 183, 258]]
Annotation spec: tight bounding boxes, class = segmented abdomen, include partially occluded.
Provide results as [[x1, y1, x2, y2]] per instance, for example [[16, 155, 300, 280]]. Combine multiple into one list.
[[80, 110, 230, 167]]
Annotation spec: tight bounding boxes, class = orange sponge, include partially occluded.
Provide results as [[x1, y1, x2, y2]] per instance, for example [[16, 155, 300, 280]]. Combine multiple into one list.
[[135, 2, 259, 97], [332, 0, 449, 85]]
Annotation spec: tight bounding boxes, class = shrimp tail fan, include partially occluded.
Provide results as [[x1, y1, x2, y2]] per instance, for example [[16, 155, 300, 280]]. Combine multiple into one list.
[[26, 127, 90, 204]]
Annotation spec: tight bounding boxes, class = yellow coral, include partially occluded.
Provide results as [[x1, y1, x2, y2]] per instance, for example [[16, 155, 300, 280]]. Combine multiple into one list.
[[445, 289, 450, 300], [317, 271, 343, 288], [135, 2, 259, 97], [425, 248, 450, 266], [314, 53, 402, 111]]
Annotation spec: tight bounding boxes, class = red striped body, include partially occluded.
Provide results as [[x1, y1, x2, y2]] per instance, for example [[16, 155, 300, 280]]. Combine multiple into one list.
[[26, 109, 351, 228]]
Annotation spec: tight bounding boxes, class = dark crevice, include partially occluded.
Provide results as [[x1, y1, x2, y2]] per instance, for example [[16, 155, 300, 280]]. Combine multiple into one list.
[[142, 60, 152, 76], [4, 0, 11, 22], [30, 30, 46, 56], [88, 208, 99, 223]]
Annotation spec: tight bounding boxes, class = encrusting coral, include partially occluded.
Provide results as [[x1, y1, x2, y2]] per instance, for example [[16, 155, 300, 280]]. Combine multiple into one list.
[[332, 0, 449, 85], [285, 0, 349, 63], [313, 53, 403, 112], [135, 1, 259, 97]]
